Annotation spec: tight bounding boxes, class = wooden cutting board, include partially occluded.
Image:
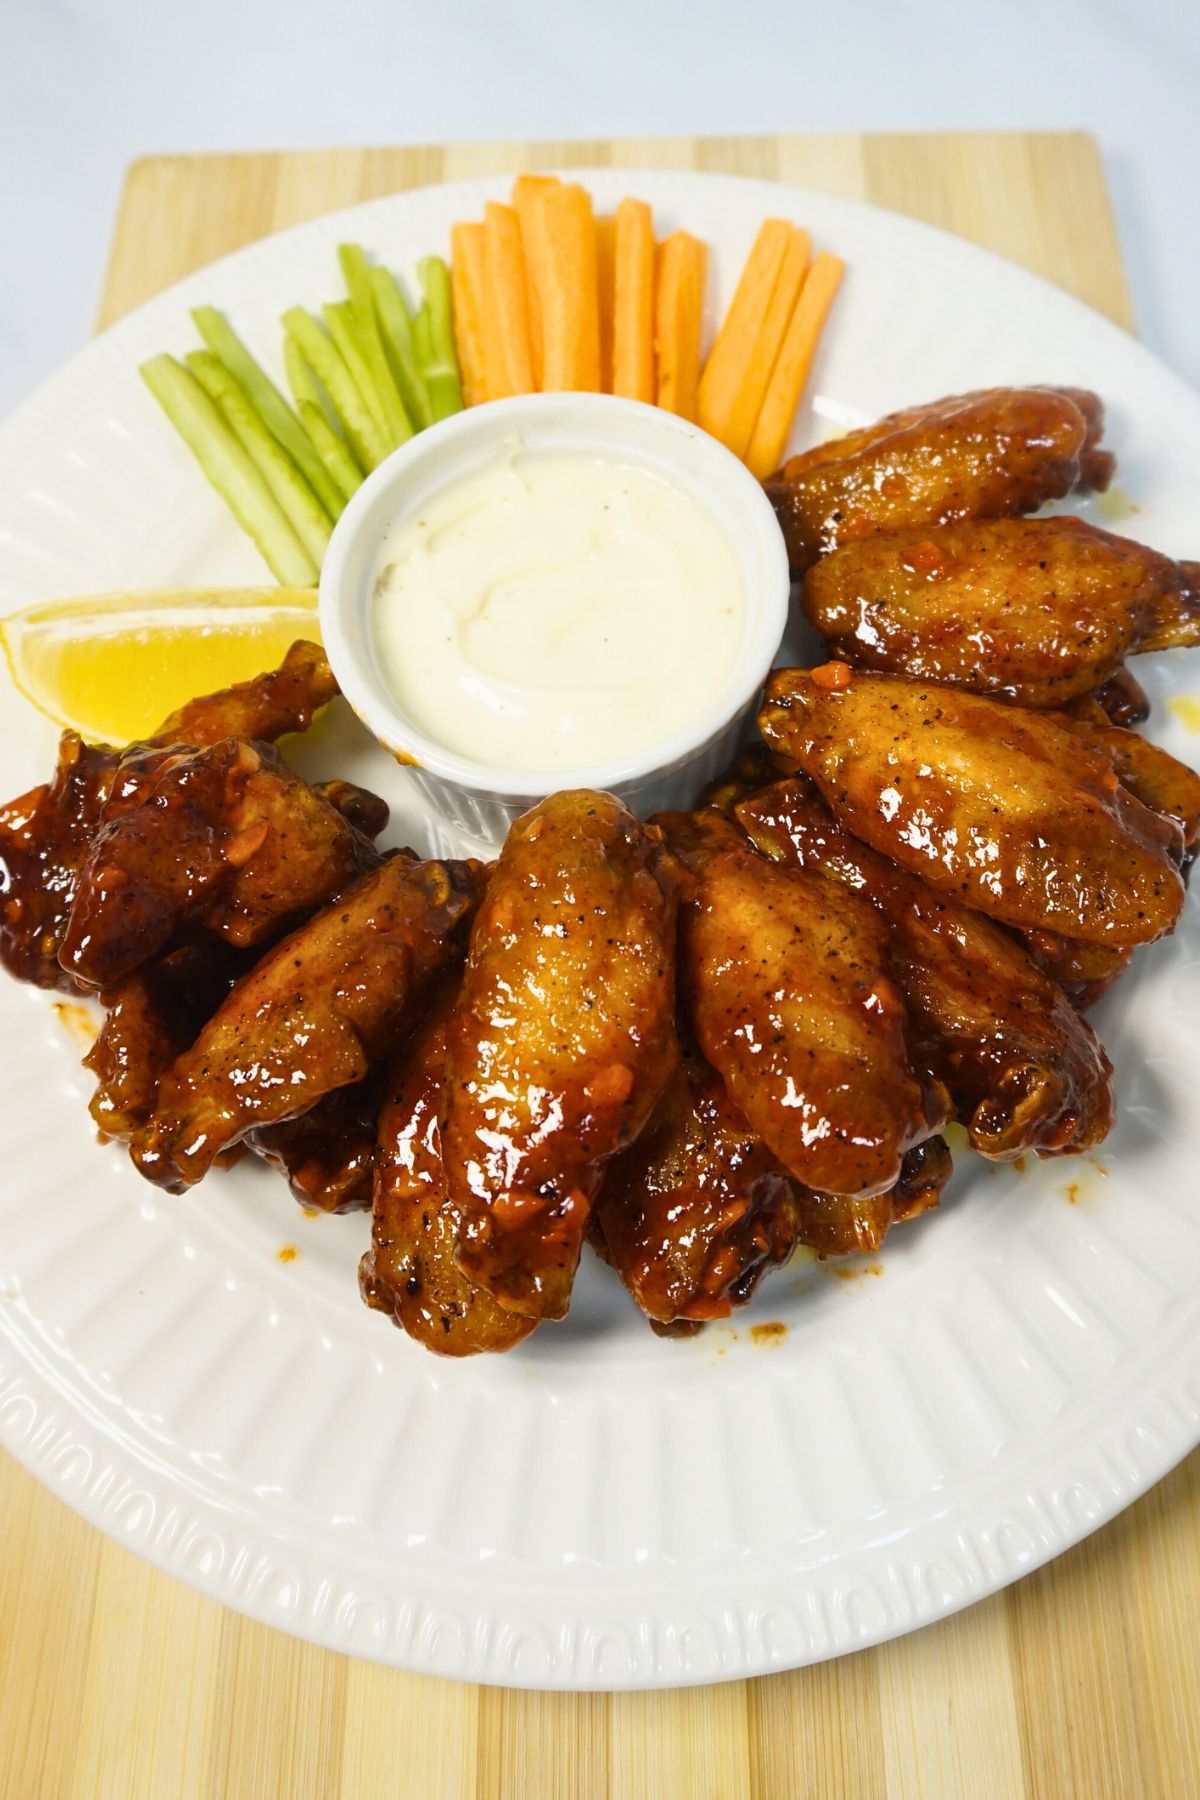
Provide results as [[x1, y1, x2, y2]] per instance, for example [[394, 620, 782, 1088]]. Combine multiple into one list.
[[2, 131, 1197, 1800]]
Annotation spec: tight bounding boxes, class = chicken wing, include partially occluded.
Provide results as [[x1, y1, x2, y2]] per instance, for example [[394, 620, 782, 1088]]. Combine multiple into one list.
[[0, 642, 343, 994], [1055, 715, 1200, 862], [766, 387, 1112, 573], [802, 517, 1200, 707], [759, 666, 1185, 947], [84, 942, 247, 1138], [1020, 932, 1133, 1010], [596, 1043, 807, 1324], [130, 851, 483, 1190], [60, 739, 378, 990], [361, 982, 536, 1354], [246, 1069, 385, 1214], [663, 809, 946, 1197], [441, 791, 679, 1322], [596, 1039, 953, 1325], [736, 778, 1116, 1158], [1071, 668, 1151, 729], [150, 638, 338, 748], [314, 780, 390, 842], [0, 733, 114, 991]]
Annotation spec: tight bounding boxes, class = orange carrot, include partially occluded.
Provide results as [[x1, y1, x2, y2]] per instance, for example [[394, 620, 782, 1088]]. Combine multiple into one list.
[[512, 174, 560, 386], [611, 198, 655, 403], [595, 214, 617, 391], [745, 251, 846, 479], [482, 201, 536, 399], [696, 218, 793, 449], [450, 222, 489, 408], [654, 231, 707, 423], [527, 183, 601, 391], [720, 227, 811, 457]]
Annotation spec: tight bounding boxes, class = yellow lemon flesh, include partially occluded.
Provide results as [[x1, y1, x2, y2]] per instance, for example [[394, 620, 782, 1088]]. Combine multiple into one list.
[[0, 588, 320, 744]]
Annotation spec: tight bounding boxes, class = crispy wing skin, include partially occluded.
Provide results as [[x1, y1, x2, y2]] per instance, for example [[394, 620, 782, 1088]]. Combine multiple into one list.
[[802, 517, 1200, 707], [84, 943, 247, 1138], [0, 734, 115, 991], [150, 639, 337, 747], [130, 851, 483, 1190], [60, 739, 378, 990], [736, 779, 1116, 1158], [361, 985, 536, 1354], [442, 791, 679, 1322], [664, 810, 946, 1197], [766, 387, 1111, 573], [246, 1069, 385, 1213], [759, 666, 1185, 947]]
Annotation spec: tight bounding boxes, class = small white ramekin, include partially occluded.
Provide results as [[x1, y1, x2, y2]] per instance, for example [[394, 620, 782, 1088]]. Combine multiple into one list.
[[319, 392, 789, 852]]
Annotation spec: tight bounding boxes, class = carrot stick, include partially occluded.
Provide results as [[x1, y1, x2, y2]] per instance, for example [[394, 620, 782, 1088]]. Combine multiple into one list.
[[528, 183, 601, 392], [482, 202, 536, 399], [744, 251, 846, 480], [610, 199, 656, 403], [595, 214, 617, 392], [721, 227, 811, 458], [512, 175, 560, 387], [696, 218, 793, 449], [654, 231, 707, 423], [450, 222, 489, 407]]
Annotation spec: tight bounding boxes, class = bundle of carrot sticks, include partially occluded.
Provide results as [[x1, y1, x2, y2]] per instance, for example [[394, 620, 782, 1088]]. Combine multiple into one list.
[[450, 176, 844, 480]]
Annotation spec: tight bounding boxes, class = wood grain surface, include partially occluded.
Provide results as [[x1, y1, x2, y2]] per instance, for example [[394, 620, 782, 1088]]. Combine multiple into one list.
[[2, 131, 1196, 1800]]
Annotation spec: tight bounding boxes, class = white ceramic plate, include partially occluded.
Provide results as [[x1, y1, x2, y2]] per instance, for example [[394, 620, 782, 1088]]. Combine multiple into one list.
[[1, 171, 1199, 1692]]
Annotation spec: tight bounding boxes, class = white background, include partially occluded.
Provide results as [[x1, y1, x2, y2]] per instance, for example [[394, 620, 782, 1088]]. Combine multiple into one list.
[[2, 0, 1197, 420]]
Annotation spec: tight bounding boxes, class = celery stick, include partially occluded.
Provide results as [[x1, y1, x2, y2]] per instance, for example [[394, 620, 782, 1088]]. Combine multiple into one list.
[[323, 300, 394, 441], [298, 399, 363, 505], [369, 266, 433, 431], [190, 305, 343, 517], [282, 308, 389, 472], [417, 256, 465, 421], [337, 244, 412, 447], [140, 354, 316, 586], [283, 332, 323, 411], [187, 351, 332, 569], [283, 337, 361, 507]]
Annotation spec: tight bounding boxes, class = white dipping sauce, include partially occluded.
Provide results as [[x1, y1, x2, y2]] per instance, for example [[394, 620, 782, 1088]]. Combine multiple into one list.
[[371, 443, 745, 772]]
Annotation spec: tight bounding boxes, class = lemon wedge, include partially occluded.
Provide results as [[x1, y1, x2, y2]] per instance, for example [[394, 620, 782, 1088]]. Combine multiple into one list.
[[0, 588, 319, 744]]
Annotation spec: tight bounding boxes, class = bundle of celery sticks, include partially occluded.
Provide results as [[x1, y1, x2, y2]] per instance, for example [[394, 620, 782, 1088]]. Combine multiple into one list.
[[140, 246, 464, 585]]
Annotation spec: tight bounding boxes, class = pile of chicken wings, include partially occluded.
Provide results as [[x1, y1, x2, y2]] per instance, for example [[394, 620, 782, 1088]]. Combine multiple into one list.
[[2, 384, 1198, 1355]]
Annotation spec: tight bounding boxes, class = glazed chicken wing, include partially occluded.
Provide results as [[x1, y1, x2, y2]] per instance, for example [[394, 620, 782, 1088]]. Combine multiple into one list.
[[84, 942, 248, 1138], [596, 1043, 808, 1325], [736, 779, 1115, 1158], [596, 1039, 953, 1325], [802, 517, 1200, 708], [766, 386, 1112, 573], [0, 642, 343, 994], [1055, 714, 1200, 862], [130, 851, 483, 1190], [663, 810, 946, 1197], [60, 739, 378, 990], [150, 639, 338, 748], [759, 666, 1185, 947], [0, 733, 114, 990], [441, 791, 679, 1322], [246, 1069, 385, 1214], [361, 982, 536, 1355]]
